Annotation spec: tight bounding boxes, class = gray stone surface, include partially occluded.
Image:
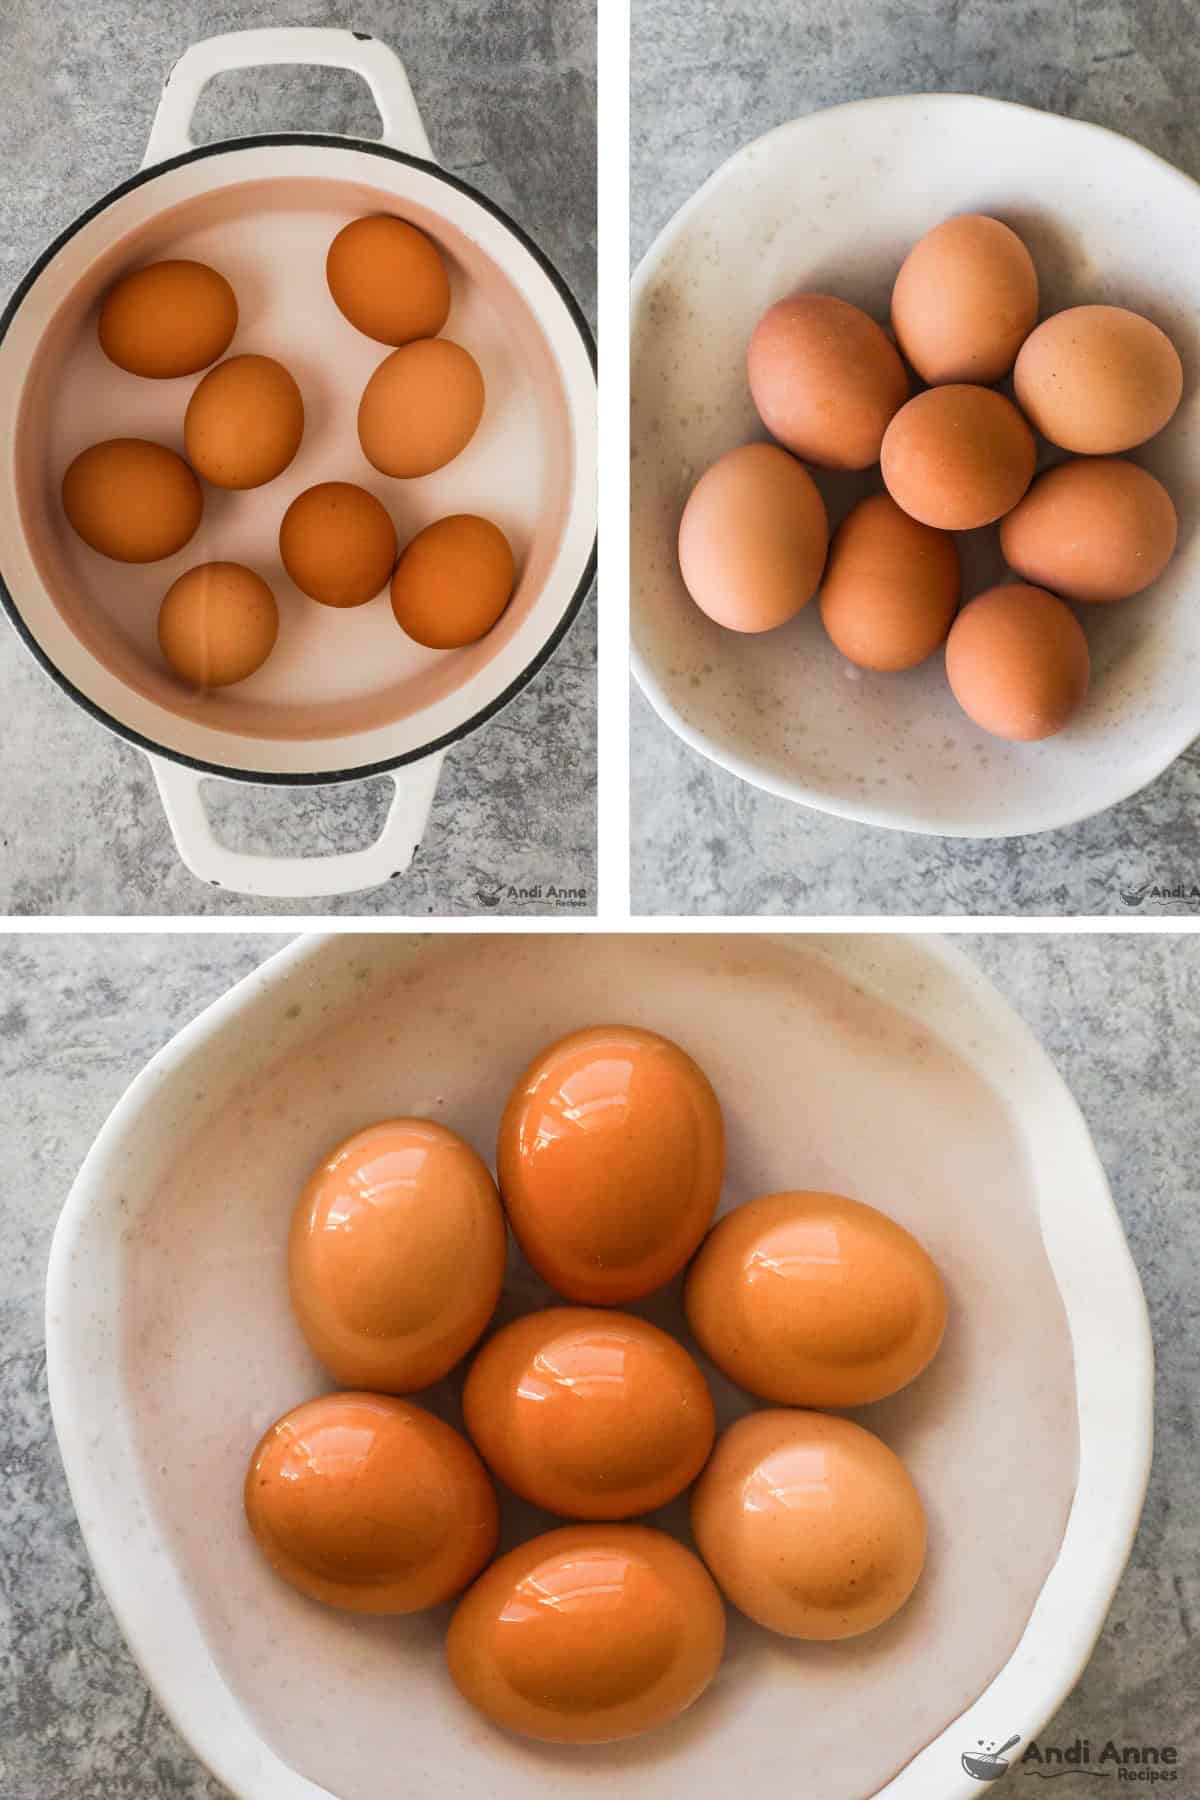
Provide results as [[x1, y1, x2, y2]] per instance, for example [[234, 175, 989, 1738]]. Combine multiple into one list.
[[631, 0, 1200, 917], [1, 931, 1196, 1795], [0, 0, 595, 917]]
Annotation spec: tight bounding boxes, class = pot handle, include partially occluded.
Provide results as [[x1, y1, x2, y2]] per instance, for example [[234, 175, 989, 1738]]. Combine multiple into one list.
[[142, 27, 435, 168], [148, 752, 445, 899]]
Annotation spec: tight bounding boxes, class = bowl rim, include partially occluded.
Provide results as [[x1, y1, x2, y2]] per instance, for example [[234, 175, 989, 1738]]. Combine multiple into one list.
[[0, 133, 597, 787], [44, 931, 1154, 1800], [631, 91, 1200, 838]]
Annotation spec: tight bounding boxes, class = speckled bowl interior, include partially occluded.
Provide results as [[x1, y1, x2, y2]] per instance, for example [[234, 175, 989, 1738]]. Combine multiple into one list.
[[46, 934, 1151, 1800], [632, 95, 1200, 836]]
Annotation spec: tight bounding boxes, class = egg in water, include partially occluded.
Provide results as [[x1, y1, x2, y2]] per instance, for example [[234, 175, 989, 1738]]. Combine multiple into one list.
[[685, 1190, 947, 1406], [279, 482, 398, 608], [184, 354, 304, 490], [446, 1524, 726, 1742], [158, 562, 278, 687], [62, 438, 202, 563], [464, 1307, 715, 1518], [245, 1392, 497, 1613], [497, 1024, 724, 1304], [326, 215, 451, 346], [391, 515, 516, 649], [691, 1410, 926, 1640], [288, 1118, 507, 1392], [98, 259, 238, 378], [358, 339, 485, 478]]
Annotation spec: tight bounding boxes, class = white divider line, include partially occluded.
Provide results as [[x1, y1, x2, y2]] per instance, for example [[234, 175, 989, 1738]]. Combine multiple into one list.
[[595, 0, 633, 921]]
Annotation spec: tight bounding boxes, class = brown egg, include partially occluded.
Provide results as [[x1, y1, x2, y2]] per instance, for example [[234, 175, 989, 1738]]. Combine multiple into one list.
[[391, 515, 515, 649], [891, 214, 1039, 385], [881, 385, 1036, 530], [446, 1524, 725, 1743], [1000, 458, 1178, 603], [819, 494, 960, 670], [748, 294, 909, 470], [288, 1119, 506, 1392], [1014, 305, 1183, 453], [158, 562, 278, 687], [62, 438, 202, 562], [358, 339, 485, 478], [184, 354, 304, 490], [691, 1411, 926, 1640], [685, 1191, 947, 1407], [97, 259, 238, 378], [245, 1392, 497, 1613], [279, 482, 397, 608], [326, 215, 451, 346], [677, 443, 828, 632], [945, 582, 1090, 741], [463, 1308, 715, 1519], [497, 1025, 724, 1304]]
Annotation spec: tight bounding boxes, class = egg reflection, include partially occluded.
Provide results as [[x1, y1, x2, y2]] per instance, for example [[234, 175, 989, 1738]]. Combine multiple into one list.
[[497, 1025, 724, 1303], [244, 1392, 498, 1613], [691, 1411, 926, 1640], [446, 1524, 725, 1742], [464, 1308, 715, 1518], [685, 1191, 947, 1406], [288, 1119, 506, 1392]]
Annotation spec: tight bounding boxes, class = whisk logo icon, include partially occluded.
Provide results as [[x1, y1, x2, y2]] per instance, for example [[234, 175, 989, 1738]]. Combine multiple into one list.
[[963, 1735, 1021, 1782]]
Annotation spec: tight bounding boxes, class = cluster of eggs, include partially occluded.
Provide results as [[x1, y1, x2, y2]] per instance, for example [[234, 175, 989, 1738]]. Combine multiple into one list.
[[679, 213, 1183, 741], [244, 1023, 947, 1746], [61, 218, 516, 688]]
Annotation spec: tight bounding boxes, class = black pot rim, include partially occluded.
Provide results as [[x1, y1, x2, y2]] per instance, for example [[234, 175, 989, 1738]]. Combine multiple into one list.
[[0, 132, 597, 788]]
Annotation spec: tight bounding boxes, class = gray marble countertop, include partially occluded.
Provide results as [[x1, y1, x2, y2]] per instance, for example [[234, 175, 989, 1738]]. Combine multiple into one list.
[[631, 0, 1200, 917], [0, 0, 595, 918], [2, 931, 1196, 1795]]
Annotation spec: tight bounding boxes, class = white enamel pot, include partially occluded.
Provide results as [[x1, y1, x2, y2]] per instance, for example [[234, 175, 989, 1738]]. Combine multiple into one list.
[[0, 29, 596, 896], [632, 95, 1200, 838]]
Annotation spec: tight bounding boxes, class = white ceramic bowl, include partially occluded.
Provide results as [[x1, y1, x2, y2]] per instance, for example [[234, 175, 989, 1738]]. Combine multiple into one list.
[[46, 932, 1151, 1800], [0, 30, 596, 895], [632, 95, 1200, 837]]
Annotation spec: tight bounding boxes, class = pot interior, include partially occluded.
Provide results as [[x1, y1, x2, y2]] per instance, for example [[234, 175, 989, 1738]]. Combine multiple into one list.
[[9, 154, 584, 767]]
